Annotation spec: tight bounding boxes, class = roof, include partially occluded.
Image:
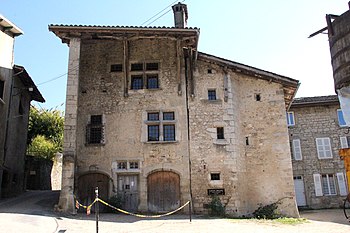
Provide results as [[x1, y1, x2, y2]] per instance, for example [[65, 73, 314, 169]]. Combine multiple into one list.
[[198, 52, 300, 109], [48, 24, 200, 47], [0, 14, 23, 37], [291, 95, 339, 107], [13, 65, 45, 103]]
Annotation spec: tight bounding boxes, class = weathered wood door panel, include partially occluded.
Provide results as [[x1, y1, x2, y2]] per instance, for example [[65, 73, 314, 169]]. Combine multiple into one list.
[[78, 173, 109, 212], [118, 175, 138, 211], [147, 171, 180, 212]]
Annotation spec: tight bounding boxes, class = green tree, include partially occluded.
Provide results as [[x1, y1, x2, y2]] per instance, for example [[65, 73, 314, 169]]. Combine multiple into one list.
[[27, 106, 64, 160]]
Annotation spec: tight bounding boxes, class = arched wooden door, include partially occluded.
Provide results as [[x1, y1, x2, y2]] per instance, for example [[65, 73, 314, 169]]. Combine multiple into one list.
[[147, 171, 180, 212], [77, 173, 109, 212]]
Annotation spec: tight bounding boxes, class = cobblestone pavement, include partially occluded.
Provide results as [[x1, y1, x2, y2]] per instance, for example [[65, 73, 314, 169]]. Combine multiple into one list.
[[0, 190, 349, 233]]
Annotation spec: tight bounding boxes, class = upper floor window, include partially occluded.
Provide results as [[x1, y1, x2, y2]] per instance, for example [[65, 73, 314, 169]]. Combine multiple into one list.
[[217, 127, 224, 139], [316, 137, 332, 159], [130, 62, 159, 90], [208, 89, 216, 100], [146, 111, 176, 142], [210, 173, 220, 181], [0, 79, 4, 101], [340, 136, 350, 149], [337, 109, 347, 127], [292, 139, 302, 160], [110, 64, 123, 72], [86, 115, 104, 145], [286, 112, 295, 126]]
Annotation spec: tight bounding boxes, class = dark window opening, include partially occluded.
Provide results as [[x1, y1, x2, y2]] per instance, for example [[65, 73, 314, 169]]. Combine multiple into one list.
[[117, 161, 127, 169], [217, 127, 224, 139], [110, 64, 123, 72], [207, 189, 225, 195], [131, 63, 143, 71], [148, 112, 159, 121], [147, 75, 159, 89], [131, 76, 143, 89], [129, 161, 139, 169], [246, 137, 249, 146], [163, 112, 175, 121], [255, 94, 261, 101], [148, 125, 159, 141], [0, 80, 4, 100], [208, 90, 216, 100], [163, 125, 175, 141], [86, 115, 104, 144], [18, 99, 24, 115], [146, 63, 159, 71], [207, 69, 212, 74], [210, 173, 220, 180]]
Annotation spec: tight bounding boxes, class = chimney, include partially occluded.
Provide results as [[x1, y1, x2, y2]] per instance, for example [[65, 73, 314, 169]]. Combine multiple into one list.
[[172, 2, 188, 28]]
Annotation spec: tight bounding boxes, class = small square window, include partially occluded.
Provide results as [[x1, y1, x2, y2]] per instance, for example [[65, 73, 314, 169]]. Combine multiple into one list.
[[207, 69, 212, 74], [147, 75, 159, 89], [208, 90, 216, 100], [131, 63, 143, 71], [131, 75, 143, 89], [255, 93, 261, 101], [91, 115, 102, 125], [117, 161, 127, 170], [129, 161, 139, 169], [146, 63, 159, 71], [148, 112, 159, 121], [163, 112, 175, 121], [210, 173, 220, 180], [217, 127, 224, 139], [110, 64, 123, 72]]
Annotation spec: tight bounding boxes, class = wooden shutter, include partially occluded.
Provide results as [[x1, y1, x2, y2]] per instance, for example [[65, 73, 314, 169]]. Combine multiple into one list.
[[336, 172, 348, 196], [340, 136, 349, 149], [324, 138, 332, 158], [292, 139, 302, 160], [313, 174, 323, 196]]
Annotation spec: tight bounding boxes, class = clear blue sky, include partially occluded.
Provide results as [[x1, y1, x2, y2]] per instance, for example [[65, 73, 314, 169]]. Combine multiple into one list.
[[2, 0, 347, 110]]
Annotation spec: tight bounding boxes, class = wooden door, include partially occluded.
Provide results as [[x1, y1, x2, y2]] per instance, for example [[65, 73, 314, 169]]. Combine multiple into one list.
[[293, 176, 307, 206], [77, 173, 109, 212], [117, 175, 138, 211], [147, 171, 180, 212]]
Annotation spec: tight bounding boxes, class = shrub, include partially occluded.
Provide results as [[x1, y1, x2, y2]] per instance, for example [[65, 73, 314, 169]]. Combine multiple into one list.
[[252, 201, 281, 219], [208, 195, 225, 217], [106, 194, 123, 213]]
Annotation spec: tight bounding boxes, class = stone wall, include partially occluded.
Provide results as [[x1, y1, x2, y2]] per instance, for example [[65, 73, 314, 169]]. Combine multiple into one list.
[[289, 101, 348, 209]]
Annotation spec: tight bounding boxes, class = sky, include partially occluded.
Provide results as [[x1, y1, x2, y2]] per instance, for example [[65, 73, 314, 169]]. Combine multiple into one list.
[[1, 0, 348, 111]]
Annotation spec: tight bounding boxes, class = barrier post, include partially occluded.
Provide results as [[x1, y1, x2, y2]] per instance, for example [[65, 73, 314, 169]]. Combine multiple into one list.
[[95, 187, 99, 233]]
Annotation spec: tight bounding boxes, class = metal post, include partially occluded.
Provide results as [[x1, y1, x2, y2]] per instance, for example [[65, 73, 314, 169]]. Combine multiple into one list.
[[95, 187, 99, 233]]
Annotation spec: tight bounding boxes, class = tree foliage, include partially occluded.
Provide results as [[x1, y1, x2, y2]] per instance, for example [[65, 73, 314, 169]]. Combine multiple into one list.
[[27, 106, 64, 160]]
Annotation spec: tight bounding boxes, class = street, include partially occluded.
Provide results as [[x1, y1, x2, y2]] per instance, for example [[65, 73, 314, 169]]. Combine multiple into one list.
[[0, 190, 349, 233]]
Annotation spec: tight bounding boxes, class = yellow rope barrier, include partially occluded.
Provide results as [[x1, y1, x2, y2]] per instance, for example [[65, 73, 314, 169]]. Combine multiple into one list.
[[74, 196, 190, 218]]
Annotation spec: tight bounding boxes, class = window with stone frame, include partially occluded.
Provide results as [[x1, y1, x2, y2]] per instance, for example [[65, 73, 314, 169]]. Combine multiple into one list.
[[217, 127, 224, 139], [146, 111, 176, 142], [208, 89, 216, 100], [210, 173, 220, 180], [130, 62, 159, 90], [86, 115, 104, 145]]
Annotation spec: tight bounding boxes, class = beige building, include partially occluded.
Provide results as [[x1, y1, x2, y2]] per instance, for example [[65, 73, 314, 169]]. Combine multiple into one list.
[[289, 95, 348, 209], [50, 3, 299, 217]]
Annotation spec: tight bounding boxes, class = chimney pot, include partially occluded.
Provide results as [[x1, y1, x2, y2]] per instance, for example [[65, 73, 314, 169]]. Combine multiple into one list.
[[172, 2, 188, 28]]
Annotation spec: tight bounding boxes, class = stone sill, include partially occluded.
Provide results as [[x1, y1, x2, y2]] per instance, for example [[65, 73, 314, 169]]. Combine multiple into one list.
[[213, 139, 229, 145], [115, 169, 141, 174], [200, 99, 222, 104], [85, 143, 105, 147], [145, 140, 179, 144]]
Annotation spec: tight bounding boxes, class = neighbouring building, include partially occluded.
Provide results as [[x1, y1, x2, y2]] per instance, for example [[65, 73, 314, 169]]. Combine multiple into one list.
[[288, 95, 348, 209], [0, 15, 45, 197], [50, 3, 299, 217]]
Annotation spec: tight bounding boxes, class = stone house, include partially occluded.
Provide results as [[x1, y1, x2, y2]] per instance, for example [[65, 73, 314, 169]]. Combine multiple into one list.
[[50, 3, 299, 217], [0, 15, 45, 197], [288, 95, 348, 209]]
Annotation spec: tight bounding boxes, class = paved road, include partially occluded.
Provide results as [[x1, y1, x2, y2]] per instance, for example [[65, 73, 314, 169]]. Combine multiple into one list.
[[0, 190, 349, 233]]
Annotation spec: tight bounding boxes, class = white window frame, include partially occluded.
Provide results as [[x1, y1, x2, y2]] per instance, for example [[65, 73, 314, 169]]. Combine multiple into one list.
[[337, 109, 347, 127], [292, 139, 302, 160], [286, 112, 295, 126], [316, 137, 333, 159], [321, 174, 337, 196], [340, 136, 349, 149]]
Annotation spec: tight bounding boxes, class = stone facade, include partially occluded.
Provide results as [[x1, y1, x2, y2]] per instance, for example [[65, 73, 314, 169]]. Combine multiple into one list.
[[289, 95, 348, 209], [50, 3, 299, 217]]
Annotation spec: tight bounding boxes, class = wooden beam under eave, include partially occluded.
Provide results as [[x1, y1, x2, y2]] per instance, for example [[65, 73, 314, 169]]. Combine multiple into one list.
[[176, 39, 182, 95], [123, 39, 129, 97]]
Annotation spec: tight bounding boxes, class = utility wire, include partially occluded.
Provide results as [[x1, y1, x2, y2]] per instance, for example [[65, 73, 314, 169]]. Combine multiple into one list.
[[142, 0, 186, 26], [37, 64, 80, 86]]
